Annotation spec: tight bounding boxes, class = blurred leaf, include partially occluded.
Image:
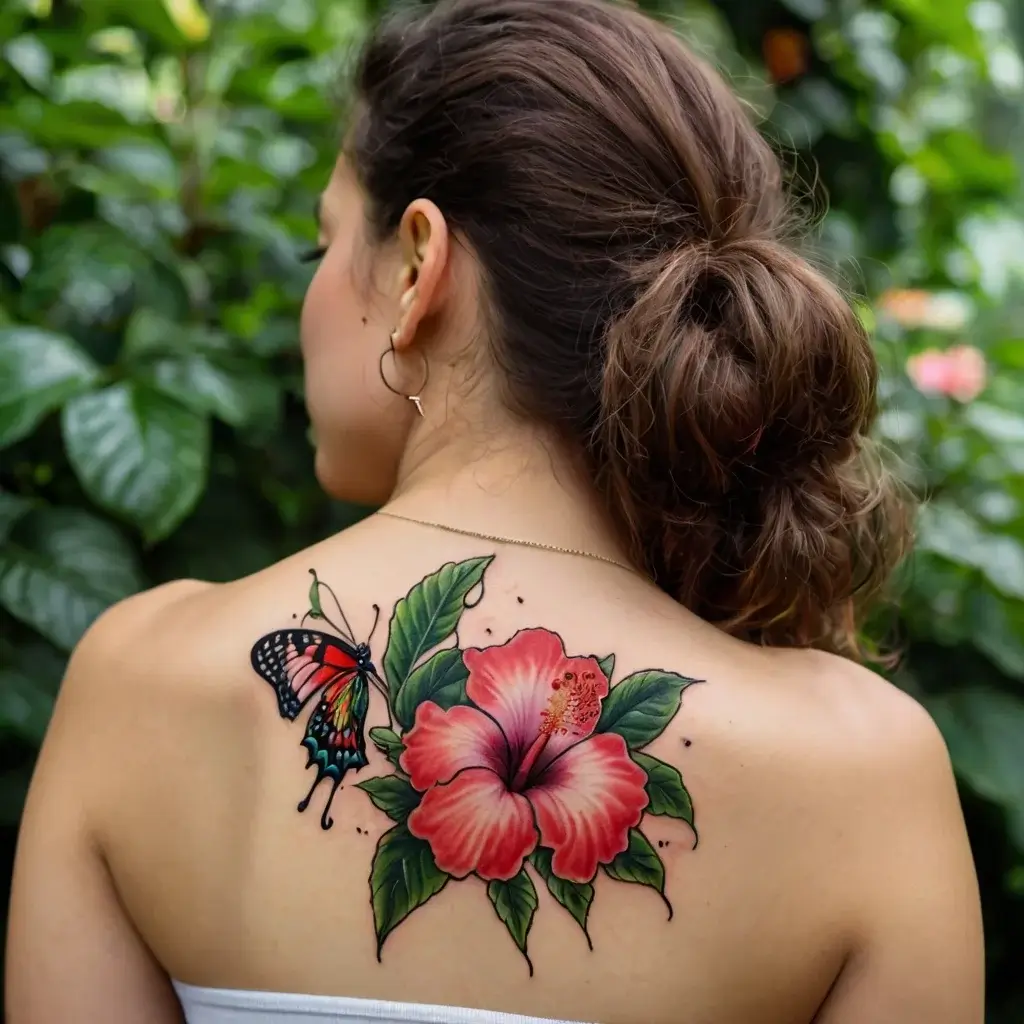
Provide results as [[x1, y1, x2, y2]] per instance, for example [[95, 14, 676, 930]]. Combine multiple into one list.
[[160, 0, 211, 43], [917, 502, 1024, 601], [97, 140, 180, 197], [0, 768, 32, 826], [0, 325, 101, 447], [0, 506, 143, 651], [0, 492, 34, 542], [966, 403, 1024, 445], [966, 589, 1024, 680], [0, 665, 54, 742], [123, 309, 282, 429], [780, 0, 826, 19], [27, 223, 189, 334], [928, 688, 1024, 849], [62, 382, 210, 542], [3, 35, 52, 90]]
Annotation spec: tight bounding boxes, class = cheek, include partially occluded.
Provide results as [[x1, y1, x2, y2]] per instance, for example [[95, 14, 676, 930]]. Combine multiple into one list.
[[300, 263, 344, 356], [298, 256, 408, 504]]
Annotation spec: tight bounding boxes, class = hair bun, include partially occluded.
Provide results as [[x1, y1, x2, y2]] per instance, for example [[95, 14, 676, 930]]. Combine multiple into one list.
[[597, 236, 910, 655]]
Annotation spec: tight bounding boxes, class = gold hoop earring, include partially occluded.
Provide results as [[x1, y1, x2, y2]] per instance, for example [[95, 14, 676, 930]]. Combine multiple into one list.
[[379, 331, 429, 417]]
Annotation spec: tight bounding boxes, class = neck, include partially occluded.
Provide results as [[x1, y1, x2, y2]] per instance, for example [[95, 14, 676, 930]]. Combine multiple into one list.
[[383, 415, 632, 566]]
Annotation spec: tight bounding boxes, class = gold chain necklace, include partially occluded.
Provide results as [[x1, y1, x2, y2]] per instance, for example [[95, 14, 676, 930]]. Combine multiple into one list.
[[375, 509, 640, 575]]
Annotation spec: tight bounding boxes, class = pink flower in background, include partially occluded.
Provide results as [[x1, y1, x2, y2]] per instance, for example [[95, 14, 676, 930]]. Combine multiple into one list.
[[906, 345, 987, 402]]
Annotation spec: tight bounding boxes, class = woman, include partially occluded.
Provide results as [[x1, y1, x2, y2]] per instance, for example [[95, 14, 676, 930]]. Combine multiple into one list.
[[7, 1, 983, 1022]]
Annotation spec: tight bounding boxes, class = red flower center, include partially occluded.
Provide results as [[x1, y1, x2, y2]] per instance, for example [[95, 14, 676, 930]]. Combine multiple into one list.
[[511, 669, 602, 792]]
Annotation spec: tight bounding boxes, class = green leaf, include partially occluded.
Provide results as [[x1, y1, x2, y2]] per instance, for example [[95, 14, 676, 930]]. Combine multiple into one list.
[[393, 647, 469, 731], [0, 665, 54, 743], [133, 351, 280, 430], [0, 507, 144, 651], [4, 35, 52, 90], [529, 847, 593, 947], [369, 822, 449, 959], [927, 688, 1024, 850], [0, 491, 34, 543], [487, 868, 538, 975], [917, 502, 1024, 601], [62, 382, 210, 543], [122, 309, 280, 431], [602, 828, 673, 918], [307, 569, 324, 619], [631, 751, 695, 832], [356, 774, 421, 823], [597, 653, 615, 682], [0, 326, 101, 447], [369, 727, 406, 770], [384, 556, 493, 695], [596, 670, 699, 749], [0, 767, 32, 826]]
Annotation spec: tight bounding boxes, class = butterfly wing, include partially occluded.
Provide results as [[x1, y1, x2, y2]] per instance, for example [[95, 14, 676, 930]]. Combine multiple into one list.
[[250, 629, 358, 719], [251, 629, 373, 829], [302, 670, 371, 781]]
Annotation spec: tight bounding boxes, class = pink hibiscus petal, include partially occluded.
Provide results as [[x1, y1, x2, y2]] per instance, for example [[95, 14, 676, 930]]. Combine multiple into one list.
[[464, 628, 607, 771], [527, 733, 649, 883], [399, 703, 508, 791], [407, 767, 538, 881]]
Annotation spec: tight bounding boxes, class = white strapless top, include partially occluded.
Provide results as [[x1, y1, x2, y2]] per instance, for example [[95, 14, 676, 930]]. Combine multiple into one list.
[[172, 983, 590, 1024]]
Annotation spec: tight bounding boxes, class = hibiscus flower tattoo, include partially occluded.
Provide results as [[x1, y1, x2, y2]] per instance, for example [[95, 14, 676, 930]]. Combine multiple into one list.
[[251, 556, 701, 975]]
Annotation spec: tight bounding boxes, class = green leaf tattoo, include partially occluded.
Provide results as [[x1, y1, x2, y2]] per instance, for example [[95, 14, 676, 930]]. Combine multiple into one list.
[[356, 775, 421, 823], [602, 829, 673, 919], [487, 868, 538, 975], [393, 647, 469, 731], [631, 751, 696, 837], [383, 556, 493, 701], [369, 823, 449, 959], [596, 669, 700, 749], [369, 727, 405, 770], [597, 653, 615, 682], [530, 848, 594, 949], [307, 569, 324, 619]]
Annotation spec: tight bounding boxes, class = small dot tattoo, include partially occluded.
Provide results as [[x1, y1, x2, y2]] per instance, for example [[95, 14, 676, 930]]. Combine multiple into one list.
[[517, 596, 524, 604], [485, 627, 492, 635], [684, 739, 692, 747], [356, 827, 362, 834], [361, 317, 368, 326], [658, 840, 664, 848]]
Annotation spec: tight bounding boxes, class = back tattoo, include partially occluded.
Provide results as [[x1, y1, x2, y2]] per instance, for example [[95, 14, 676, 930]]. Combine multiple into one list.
[[250, 556, 701, 973]]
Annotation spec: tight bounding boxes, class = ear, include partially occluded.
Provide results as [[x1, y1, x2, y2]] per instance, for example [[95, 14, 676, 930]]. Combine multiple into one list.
[[390, 198, 450, 352]]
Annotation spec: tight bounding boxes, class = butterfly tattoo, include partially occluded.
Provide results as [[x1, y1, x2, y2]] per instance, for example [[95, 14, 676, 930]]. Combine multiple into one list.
[[249, 570, 385, 829]]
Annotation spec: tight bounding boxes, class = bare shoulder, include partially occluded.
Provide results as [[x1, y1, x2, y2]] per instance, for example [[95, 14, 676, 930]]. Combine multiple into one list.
[[52, 577, 255, 776], [768, 646, 952, 781], [673, 638, 962, 884]]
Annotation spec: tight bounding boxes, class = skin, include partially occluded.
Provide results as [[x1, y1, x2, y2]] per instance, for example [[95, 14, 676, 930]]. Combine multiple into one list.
[[6, 160, 984, 1024]]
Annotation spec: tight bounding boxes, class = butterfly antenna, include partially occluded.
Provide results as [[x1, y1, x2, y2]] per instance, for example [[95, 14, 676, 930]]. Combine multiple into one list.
[[319, 580, 356, 643], [369, 603, 381, 643]]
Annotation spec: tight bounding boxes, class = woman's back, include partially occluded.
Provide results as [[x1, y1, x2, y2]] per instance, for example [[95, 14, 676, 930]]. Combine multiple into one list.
[[12, 512, 978, 1023], [7, 0, 982, 1020]]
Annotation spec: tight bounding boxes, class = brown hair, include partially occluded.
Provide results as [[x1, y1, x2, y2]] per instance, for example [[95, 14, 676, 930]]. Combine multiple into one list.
[[349, 0, 911, 660]]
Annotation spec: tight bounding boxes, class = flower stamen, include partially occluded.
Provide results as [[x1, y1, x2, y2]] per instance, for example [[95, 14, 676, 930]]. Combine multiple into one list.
[[540, 669, 601, 738]]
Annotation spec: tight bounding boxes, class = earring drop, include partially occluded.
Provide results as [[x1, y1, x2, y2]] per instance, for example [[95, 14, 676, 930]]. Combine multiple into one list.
[[379, 328, 429, 418]]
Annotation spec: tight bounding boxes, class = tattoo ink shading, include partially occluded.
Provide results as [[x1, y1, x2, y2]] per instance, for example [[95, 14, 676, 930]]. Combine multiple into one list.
[[249, 555, 703, 974]]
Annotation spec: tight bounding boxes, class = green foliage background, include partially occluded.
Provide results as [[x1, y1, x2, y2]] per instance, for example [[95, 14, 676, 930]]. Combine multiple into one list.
[[1, 0, 1022, 1017]]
